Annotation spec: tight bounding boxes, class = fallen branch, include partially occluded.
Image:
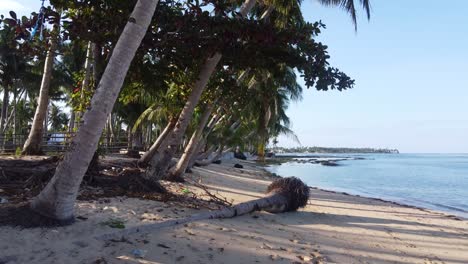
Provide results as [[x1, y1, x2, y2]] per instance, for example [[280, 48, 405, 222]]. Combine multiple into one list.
[[96, 177, 309, 241], [187, 178, 232, 207]]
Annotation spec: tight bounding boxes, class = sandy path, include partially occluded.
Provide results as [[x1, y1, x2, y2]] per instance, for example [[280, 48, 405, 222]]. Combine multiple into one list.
[[1, 160, 467, 263]]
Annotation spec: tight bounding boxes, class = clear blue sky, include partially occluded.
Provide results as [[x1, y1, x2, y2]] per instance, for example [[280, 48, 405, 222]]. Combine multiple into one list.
[[2, 1, 468, 153]]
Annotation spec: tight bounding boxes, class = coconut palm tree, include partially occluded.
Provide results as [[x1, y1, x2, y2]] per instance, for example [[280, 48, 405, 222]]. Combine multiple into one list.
[[30, 0, 160, 222], [22, 18, 60, 155], [146, 0, 258, 180]]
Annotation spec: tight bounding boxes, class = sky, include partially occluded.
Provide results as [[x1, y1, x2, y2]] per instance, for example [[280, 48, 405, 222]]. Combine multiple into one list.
[[1, 1, 468, 153]]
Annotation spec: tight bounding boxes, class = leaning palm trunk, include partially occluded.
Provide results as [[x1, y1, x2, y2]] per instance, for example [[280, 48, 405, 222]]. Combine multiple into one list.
[[30, 0, 159, 222], [186, 113, 224, 167], [22, 36, 58, 155], [98, 177, 309, 240], [138, 117, 177, 165], [146, 53, 222, 179], [189, 143, 213, 167], [146, 0, 257, 180], [195, 146, 232, 166], [167, 103, 214, 181]]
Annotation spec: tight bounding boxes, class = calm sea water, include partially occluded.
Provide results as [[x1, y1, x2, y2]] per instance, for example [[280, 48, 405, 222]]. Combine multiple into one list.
[[266, 153, 468, 218]]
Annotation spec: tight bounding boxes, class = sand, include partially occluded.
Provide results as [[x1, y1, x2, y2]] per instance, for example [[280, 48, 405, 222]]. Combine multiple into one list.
[[1, 159, 468, 264]]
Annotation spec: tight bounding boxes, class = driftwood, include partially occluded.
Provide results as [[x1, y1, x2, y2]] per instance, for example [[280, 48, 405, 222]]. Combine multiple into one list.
[[96, 177, 309, 240]]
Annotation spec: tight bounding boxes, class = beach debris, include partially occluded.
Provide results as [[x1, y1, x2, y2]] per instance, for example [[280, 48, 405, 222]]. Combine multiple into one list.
[[218, 227, 236, 232], [176, 256, 185, 261], [0, 197, 7, 204], [131, 249, 147, 258], [297, 255, 312, 261], [261, 243, 274, 250], [157, 243, 170, 248], [93, 257, 108, 264], [100, 218, 126, 229], [108, 236, 132, 244], [184, 229, 196, 236], [234, 163, 244, 168]]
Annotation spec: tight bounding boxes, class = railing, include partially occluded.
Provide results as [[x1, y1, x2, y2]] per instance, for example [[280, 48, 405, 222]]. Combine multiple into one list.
[[0, 132, 130, 154]]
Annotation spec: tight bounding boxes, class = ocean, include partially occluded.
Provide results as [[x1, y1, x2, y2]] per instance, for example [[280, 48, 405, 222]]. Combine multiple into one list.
[[266, 153, 468, 218]]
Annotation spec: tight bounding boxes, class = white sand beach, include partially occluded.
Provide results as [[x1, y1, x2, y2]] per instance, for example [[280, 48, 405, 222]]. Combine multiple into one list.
[[1, 159, 467, 264]]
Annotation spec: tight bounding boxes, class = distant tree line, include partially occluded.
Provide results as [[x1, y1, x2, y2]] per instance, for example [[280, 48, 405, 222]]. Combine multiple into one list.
[[271, 146, 399, 154]]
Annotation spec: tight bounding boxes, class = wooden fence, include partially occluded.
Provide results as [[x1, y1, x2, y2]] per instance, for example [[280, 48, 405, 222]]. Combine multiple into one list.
[[0, 132, 129, 154]]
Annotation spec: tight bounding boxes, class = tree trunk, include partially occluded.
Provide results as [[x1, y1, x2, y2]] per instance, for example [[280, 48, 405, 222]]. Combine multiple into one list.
[[138, 117, 177, 165], [132, 127, 143, 150], [145, 123, 152, 149], [43, 102, 49, 134], [0, 86, 9, 132], [92, 42, 103, 88], [127, 126, 133, 150], [187, 139, 207, 168], [105, 116, 111, 151], [167, 103, 214, 181], [22, 37, 57, 155], [30, 0, 159, 222], [191, 143, 213, 166], [75, 41, 93, 128], [100, 194, 287, 240], [195, 146, 232, 167], [146, 53, 222, 179], [13, 88, 17, 148], [108, 113, 115, 143], [146, 0, 257, 180], [68, 111, 75, 133], [0, 86, 9, 150], [97, 177, 309, 241]]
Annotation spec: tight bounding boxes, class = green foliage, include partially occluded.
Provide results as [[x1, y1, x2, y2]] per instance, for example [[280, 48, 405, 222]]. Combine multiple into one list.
[[15, 147, 21, 156], [100, 218, 126, 229], [0, 0, 371, 158]]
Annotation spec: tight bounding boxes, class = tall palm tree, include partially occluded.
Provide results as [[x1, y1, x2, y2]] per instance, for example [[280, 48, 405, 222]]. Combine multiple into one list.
[[30, 0, 160, 222], [22, 20, 60, 155]]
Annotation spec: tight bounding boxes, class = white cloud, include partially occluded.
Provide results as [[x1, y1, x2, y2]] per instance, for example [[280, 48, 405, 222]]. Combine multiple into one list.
[[0, 0, 25, 13]]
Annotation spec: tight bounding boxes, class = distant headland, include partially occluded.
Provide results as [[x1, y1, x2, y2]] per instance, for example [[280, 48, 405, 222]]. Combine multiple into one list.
[[271, 146, 399, 154]]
